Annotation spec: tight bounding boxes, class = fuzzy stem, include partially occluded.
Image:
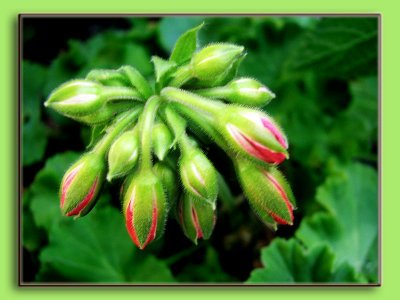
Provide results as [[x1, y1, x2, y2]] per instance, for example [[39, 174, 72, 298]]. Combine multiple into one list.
[[138, 96, 161, 171], [102, 86, 144, 102], [93, 106, 143, 157], [193, 86, 231, 99], [119, 66, 153, 99], [169, 64, 194, 88], [161, 87, 224, 118]]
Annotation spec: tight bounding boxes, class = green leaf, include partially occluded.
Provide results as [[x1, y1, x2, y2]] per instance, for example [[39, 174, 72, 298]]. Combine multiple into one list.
[[38, 206, 174, 283], [158, 17, 205, 53], [22, 61, 48, 166], [296, 163, 378, 281], [287, 18, 378, 78], [151, 56, 177, 83], [328, 76, 378, 162], [247, 238, 361, 283], [169, 22, 204, 65], [22, 189, 44, 251], [29, 152, 80, 231], [176, 246, 233, 282]]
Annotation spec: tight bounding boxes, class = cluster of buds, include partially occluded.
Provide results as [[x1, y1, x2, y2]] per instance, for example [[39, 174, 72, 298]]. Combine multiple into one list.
[[45, 23, 296, 249]]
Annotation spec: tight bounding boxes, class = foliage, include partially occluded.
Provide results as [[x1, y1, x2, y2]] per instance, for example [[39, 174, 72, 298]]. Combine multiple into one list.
[[22, 16, 378, 284]]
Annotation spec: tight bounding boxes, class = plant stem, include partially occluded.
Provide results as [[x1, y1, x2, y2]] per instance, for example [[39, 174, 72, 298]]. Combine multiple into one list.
[[168, 64, 193, 88], [161, 87, 224, 117], [193, 86, 231, 99], [93, 106, 143, 157], [138, 96, 161, 171], [102, 86, 144, 102], [119, 65, 153, 99]]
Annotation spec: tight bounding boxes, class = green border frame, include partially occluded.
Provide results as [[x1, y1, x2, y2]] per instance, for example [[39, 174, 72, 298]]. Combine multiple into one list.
[[2, 0, 397, 298]]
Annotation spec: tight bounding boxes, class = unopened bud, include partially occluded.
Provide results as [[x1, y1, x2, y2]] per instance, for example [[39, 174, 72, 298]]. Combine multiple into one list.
[[177, 193, 216, 244], [179, 147, 218, 204], [191, 43, 244, 82], [45, 80, 106, 117], [153, 161, 179, 208], [60, 151, 106, 217], [107, 129, 139, 181], [217, 106, 288, 164], [152, 122, 174, 161], [122, 170, 168, 249], [235, 157, 296, 227]]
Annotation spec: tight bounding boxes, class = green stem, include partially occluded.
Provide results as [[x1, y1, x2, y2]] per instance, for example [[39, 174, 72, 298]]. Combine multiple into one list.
[[161, 87, 224, 117], [93, 106, 143, 157], [138, 96, 161, 171], [102, 86, 144, 102], [119, 65, 153, 99], [169, 64, 194, 88], [193, 86, 231, 99], [171, 103, 226, 149]]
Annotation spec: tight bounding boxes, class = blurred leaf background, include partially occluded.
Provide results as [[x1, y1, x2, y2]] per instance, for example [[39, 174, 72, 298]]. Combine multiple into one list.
[[21, 16, 379, 284]]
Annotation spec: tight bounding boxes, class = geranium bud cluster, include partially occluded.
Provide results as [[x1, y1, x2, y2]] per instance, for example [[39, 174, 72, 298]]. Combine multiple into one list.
[[45, 23, 296, 249]]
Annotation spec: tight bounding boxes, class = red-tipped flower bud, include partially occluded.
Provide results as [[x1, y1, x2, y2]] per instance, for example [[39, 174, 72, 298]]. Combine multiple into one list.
[[122, 170, 168, 250], [235, 157, 296, 228], [60, 151, 106, 217], [179, 147, 218, 205], [177, 193, 216, 244], [217, 106, 288, 164]]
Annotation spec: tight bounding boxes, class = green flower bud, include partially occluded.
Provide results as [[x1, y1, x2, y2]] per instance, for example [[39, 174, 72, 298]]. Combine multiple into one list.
[[45, 80, 106, 117], [86, 69, 130, 87], [191, 43, 244, 82], [60, 151, 106, 217], [177, 193, 216, 244], [152, 121, 174, 161], [45, 79, 142, 118], [153, 161, 179, 208], [71, 101, 135, 125], [123, 170, 168, 249], [107, 128, 139, 181], [196, 78, 275, 106], [235, 157, 296, 228], [179, 147, 218, 205]]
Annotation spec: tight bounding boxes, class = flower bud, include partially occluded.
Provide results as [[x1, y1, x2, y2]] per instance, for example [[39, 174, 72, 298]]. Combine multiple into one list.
[[177, 193, 216, 244], [45, 80, 106, 117], [191, 43, 244, 81], [217, 106, 288, 164], [60, 151, 106, 217], [235, 157, 296, 227], [152, 122, 174, 161], [224, 78, 275, 106], [107, 129, 139, 181], [153, 162, 179, 208], [71, 101, 135, 125], [179, 147, 218, 205], [122, 170, 168, 249]]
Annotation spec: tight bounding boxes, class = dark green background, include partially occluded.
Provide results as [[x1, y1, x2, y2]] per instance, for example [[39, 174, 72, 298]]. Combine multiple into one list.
[[21, 16, 379, 284]]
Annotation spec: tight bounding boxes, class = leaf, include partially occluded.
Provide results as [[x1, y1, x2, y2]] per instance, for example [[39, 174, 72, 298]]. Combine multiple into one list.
[[169, 22, 204, 65], [38, 206, 175, 283], [22, 61, 48, 166], [158, 17, 205, 53], [328, 76, 378, 162], [246, 238, 361, 283], [288, 18, 378, 79], [296, 163, 378, 281], [151, 55, 177, 83], [29, 152, 80, 231], [176, 246, 233, 282], [22, 189, 44, 251]]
